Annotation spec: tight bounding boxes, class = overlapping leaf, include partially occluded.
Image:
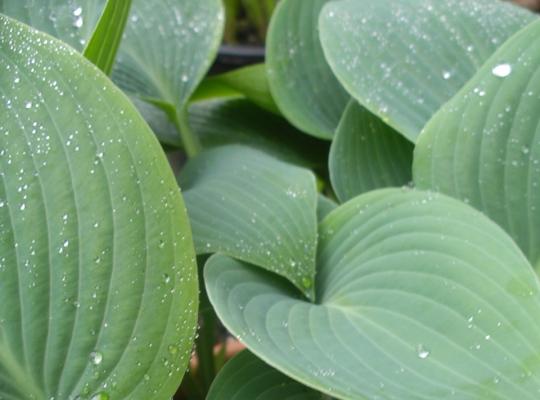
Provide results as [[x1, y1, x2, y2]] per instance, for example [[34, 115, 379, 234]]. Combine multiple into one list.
[[266, 0, 349, 139], [317, 195, 337, 221], [112, 0, 223, 114], [0, 16, 197, 400], [414, 19, 540, 267], [83, 0, 132, 75], [329, 101, 413, 202], [193, 64, 279, 114], [319, 0, 536, 142], [0, 0, 106, 50], [207, 350, 326, 400], [206, 189, 540, 399], [1, 0, 225, 154], [180, 145, 318, 299]]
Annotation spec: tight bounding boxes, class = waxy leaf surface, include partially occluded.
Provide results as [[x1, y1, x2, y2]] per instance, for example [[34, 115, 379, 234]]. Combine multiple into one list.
[[0, 15, 198, 400], [206, 189, 540, 399], [267, 0, 349, 139], [180, 145, 318, 299], [319, 0, 535, 141], [414, 19, 540, 268]]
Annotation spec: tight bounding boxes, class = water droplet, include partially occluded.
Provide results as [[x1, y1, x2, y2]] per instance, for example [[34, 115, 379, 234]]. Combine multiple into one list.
[[168, 344, 178, 355], [302, 277, 313, 289], [492, 63, 512, 78], [416, 344, 430, 359], [89, 351, 103, 365], [74, 16, 83, 28], [90, 392, 109, 400]]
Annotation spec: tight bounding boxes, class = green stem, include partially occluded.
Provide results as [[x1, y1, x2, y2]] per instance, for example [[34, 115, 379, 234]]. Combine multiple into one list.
[[174, 106, 201, 158]]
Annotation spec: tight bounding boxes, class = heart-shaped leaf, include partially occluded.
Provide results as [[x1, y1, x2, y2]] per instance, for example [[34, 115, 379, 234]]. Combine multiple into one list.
[[180, 145, 318, 299], [319, 0, 535, 142], [206, 189, 540, 400], [414, 19, 540, 268], [0, 15, 197, 399], [329, 101, 413, 203], [266, 0, 349, 139], [207, 350, 326, 400]]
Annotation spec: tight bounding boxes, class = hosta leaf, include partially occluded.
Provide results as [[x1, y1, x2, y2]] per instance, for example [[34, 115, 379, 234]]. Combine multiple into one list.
[[112, 0, 224, 155], [0, 0, 225, 154], [0, 16, 197, 399], [266, 0, 349, 139], [207, 350, 326, 400], [329, 101, 413, 203], [319, 0, 536, 142], [206, 189, 540, 400], [193, 64, 279, 114], [129, 97, 178, 148], [0, 0, 105, 50], [112, 0, 223, 112], [179, 145, 318, 299], [189, 99, 329, 168], [414, 19, 540, 268], [317, 195, 337, 221]]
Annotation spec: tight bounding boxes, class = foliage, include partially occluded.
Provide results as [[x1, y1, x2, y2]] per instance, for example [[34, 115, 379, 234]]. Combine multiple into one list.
[[1, 0, 540, 400]]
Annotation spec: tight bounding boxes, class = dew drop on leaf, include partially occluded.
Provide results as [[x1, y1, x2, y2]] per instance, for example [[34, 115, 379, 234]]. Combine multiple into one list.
[[302, 277, 313, 289], [90, 392, 109, 400], [492, 63, 512, 78], [168, 344, 178, 355], [416, 344, 430, 359], [89, 351, 103, 365]]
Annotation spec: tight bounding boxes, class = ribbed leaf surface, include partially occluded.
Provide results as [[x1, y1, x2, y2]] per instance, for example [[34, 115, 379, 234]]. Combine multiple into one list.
[[414, 19, 540, 267], [330, 101, 413, 202], [207, 350, 326, 400], [319, 0, 535, 141], [180, 145, 318, 299], [267, 0, 349, 139], [206, 189, 540, 399], [0, 16, 197, 400]]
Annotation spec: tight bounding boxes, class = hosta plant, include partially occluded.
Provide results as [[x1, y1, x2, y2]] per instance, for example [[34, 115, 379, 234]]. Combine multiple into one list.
[[2, 0, 540, 400]]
